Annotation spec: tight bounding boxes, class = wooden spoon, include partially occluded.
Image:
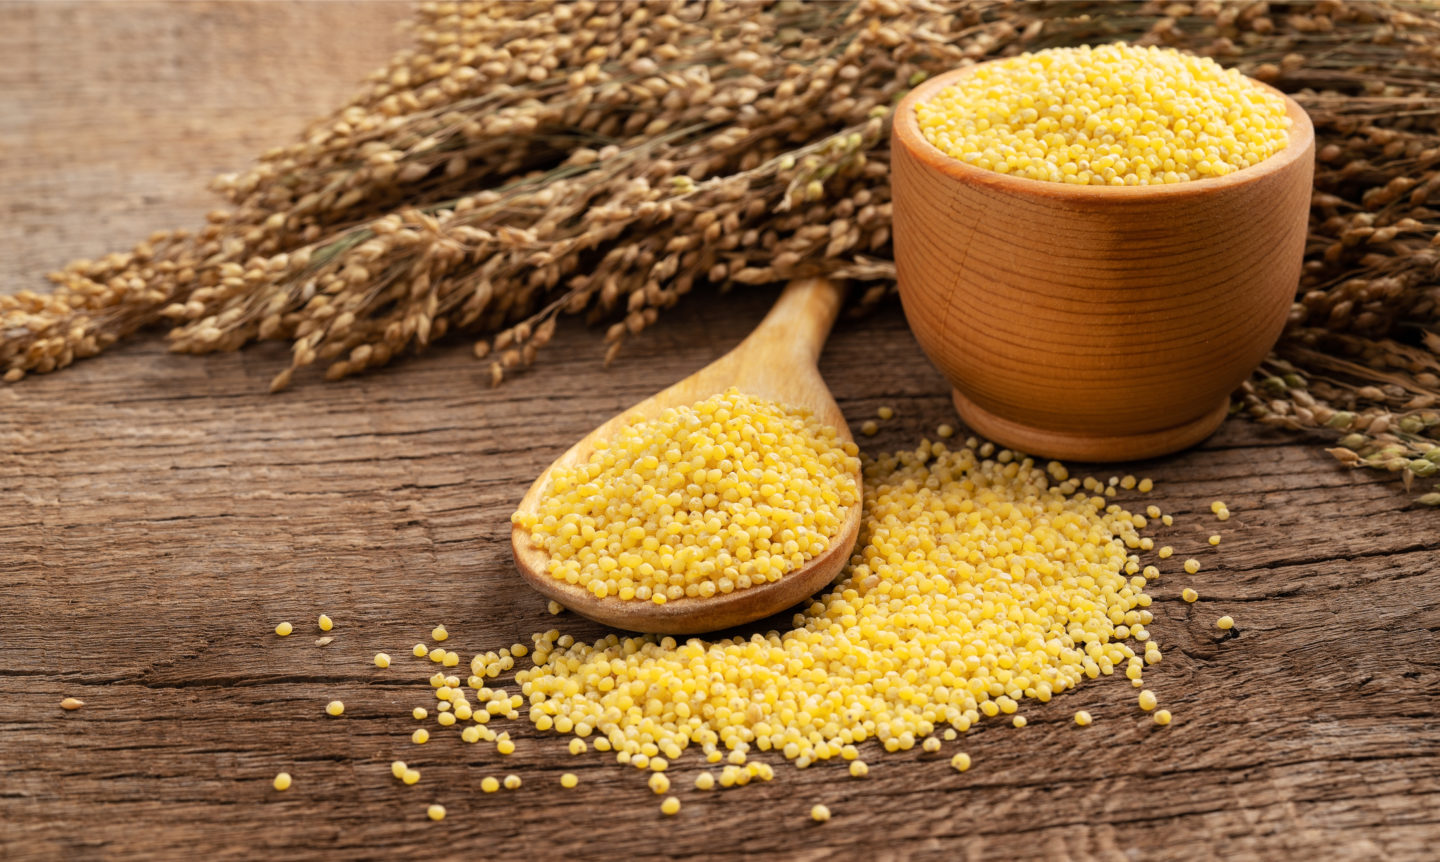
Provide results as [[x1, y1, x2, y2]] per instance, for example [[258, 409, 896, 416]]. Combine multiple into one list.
[[511, 277, 861, 635]]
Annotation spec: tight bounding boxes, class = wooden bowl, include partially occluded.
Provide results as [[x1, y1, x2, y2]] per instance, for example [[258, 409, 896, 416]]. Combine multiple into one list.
[[891, 64, 1315, 461]]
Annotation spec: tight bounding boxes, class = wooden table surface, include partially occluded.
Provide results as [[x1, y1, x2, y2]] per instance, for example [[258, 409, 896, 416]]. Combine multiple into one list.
[[3, 4, 1438, 860]]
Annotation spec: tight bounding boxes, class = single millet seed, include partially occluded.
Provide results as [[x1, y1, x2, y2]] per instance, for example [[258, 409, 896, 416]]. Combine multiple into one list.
[[374, 653, 391, 668], [275, 622, 293, 637], [427, 804, 445, 821], [1074, 710, 1093, 726], [60, 697, 84, 711], [811, 804, 831, 823], [318, 614, 333, 632], [661, 796, 681, 816], [1217, 615, 1235, 630], [1182, 588, 1199, 603], [272, 772, 292, 791], [325, 700, 344, 717]]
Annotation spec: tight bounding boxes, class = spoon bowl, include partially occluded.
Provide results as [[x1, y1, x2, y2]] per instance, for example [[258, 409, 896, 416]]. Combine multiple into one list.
[[510, 278, 860, 634]]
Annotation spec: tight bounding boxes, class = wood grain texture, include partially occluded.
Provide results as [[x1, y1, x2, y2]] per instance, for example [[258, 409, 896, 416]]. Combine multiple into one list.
[[512, 278, 863, 634], [892, 65, 1315, 461], [2, 4, 1438, 861]]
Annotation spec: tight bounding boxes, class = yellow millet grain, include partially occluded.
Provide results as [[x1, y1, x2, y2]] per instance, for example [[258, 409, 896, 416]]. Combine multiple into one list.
[[516, 439, 1160, 773], [513, 389, 860, 604], [272, 772, 292, 791], [661, 796, 682, 816], [916, 44, 1291, 185]]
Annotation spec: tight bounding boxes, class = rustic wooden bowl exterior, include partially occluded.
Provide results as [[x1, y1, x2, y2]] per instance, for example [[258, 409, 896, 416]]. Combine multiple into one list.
[[892, 65, 1315, 461]]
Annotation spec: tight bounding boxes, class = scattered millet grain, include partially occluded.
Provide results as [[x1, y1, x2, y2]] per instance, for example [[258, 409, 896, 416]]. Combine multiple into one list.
[[403, 769, 420, 785], [849, 761, 869, 778], [390, 761, 407, 780], [325, 700, 344, 717], [60, 697, 84, 711], [497, 739, 515, 755], [1158, 546, 1174, 559], [860, 420, 878, 436], [1138, 690, 1158, 712], [318, 614, 333, 632], [1161, 515, 1174, 526], [1012, 716, 1027, 728], [877, 406, 894, 420], [412, 707, 427, 720], [374, 653, 391, 668], [1074, 711, 1093, 726], [515, 438, 1165, 774], [661, 796, 682, 816], [951, 753, 971, 773], [810, 804, 831, 823], [561, 773, 579, 789], [547, 601, 565, 615], [413, 643, 428, 657], [1210, 501, 1227, 514], [428, 647, 445, 663], [1208, 534, 1221, 546], [272, 772, 292, 791], [1138, 479, 1154, 493], [568, 738, 587, 755], [503, 774, 521, 790], [513, 389, 860, 604], [437, 712, 456, 727], [275, 622, 293, 637], [1153, 709, 1173, 726], [936, 424, 954, 438], [1217, 616, 1235, 630], [432, 625, 448, 642], [412, 729, 429, 744], [427, 804, 446, 821], [916, 44, 1290, 185], [481, 777, 500, 793], [1184, 559, 1201, 574], [695, 772, 716, 790]]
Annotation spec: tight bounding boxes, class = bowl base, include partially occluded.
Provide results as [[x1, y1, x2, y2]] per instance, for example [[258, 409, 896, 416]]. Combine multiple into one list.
[[950, 390, 1229, 463]]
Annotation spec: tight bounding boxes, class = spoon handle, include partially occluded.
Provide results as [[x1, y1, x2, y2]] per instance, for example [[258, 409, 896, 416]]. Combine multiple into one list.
[[742, 277, 846, 366]]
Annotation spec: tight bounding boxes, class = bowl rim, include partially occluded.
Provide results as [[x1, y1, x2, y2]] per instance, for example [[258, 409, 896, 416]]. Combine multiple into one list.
[[892, 55, 1316, 200]]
